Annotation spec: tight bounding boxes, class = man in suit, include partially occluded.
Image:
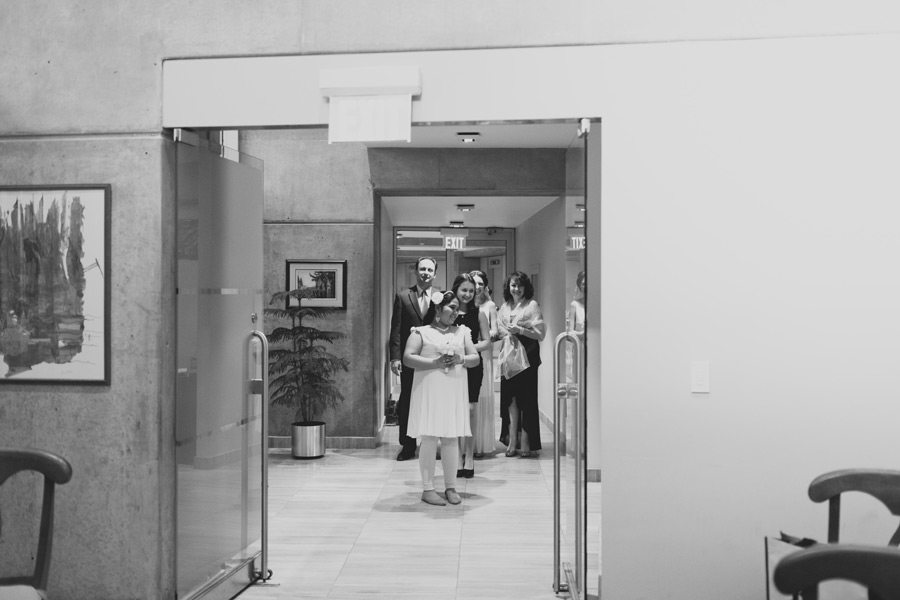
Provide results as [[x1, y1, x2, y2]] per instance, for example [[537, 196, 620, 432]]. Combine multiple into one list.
[[389, 256, 438, 461]]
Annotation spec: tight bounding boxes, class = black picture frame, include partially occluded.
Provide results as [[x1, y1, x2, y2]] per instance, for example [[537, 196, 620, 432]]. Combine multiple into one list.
[[285, 260, 347, 309], [0, 185, 111, 385]]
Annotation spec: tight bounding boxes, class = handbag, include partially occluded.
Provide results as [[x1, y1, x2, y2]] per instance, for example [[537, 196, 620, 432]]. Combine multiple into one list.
[[499, 334, 530, 379]]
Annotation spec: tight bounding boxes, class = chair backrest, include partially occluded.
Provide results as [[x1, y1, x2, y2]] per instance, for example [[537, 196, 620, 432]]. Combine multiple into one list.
[[0, 448, 73, 592], [808, 469, 900, 546], [774, 544, 900, 600]]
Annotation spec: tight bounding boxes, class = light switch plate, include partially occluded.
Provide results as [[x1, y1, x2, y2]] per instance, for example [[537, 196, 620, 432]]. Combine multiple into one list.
[[691, 360, 710, 393]]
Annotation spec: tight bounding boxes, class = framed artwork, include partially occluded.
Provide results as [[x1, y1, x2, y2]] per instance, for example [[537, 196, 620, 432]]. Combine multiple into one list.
[[285, 260, 347, 309], [0, 185, 111, 384]]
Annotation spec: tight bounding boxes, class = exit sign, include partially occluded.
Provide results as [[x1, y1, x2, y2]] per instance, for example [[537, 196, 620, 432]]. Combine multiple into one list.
[[444, 236, 466, 250], [569, 236, 586, 250]]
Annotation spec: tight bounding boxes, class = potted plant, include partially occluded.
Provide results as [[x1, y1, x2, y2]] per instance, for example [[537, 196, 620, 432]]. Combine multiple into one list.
[[264, 286, 350, 458]]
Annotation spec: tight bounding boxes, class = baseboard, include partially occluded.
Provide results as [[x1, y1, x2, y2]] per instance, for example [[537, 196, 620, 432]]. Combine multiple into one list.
[[268, 435, 379, 450]]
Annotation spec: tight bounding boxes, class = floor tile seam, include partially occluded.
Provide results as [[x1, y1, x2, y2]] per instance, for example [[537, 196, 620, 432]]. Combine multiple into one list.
[[326, 446, 409, 597]]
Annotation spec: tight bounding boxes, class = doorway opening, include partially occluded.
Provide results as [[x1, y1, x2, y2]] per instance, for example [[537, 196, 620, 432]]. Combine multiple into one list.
[[174, 119, 599, 600]]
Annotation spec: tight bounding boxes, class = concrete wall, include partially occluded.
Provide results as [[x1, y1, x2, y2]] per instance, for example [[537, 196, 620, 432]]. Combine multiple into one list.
[[0, 137, 177, 598], [242, 129, 377, 444]]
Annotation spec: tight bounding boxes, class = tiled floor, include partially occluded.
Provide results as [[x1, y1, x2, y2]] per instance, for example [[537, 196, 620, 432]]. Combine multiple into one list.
[[236, 418, 599, 600]]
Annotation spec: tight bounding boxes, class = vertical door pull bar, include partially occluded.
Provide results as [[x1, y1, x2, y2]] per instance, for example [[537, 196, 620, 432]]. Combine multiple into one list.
[[249, 330, 272, 583], [553, 331, 580, 594], [572, 332, 585, 598]]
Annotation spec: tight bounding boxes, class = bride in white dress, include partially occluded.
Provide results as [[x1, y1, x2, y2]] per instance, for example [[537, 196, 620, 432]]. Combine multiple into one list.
[[471, 270, 499, 457], [404, 289, 479, 506]]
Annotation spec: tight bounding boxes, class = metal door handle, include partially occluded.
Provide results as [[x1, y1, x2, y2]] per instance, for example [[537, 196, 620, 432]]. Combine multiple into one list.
[[248, 330, 272, 582]]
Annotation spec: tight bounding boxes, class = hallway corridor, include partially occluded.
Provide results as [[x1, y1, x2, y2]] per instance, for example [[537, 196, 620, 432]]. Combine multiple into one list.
[[237, 419, 599, 600]]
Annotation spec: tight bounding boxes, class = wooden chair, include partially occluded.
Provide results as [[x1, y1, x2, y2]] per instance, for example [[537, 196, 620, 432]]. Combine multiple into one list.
[[0, 448, 73, 600], [808, 469, 900, 546], [774, 544, 900, 600]]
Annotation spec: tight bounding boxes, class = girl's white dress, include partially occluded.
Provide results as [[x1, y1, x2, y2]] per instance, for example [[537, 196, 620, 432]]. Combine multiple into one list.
[[407, 325, 473, 440]]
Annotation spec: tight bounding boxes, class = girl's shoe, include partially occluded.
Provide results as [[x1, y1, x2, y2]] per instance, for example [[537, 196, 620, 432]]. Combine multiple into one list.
[[422, 490, 446, 506], [445, 488, 462, 505]]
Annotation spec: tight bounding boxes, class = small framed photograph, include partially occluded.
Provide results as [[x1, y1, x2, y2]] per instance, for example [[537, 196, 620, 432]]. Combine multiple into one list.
[[0, 185, 111, 384], [285, 260, 347, 309]]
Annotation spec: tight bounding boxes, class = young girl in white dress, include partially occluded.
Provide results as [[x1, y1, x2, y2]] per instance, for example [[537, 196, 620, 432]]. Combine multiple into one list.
[[471, 270, 499, 457], [404, 290, 480, 506]]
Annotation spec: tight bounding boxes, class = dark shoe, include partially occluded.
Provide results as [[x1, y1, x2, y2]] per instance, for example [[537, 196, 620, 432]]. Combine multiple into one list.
[[396, 448, 415, 461], [456, 469, 465, 478], [462, 468, 474, 479], [505, 449, 517, 457]]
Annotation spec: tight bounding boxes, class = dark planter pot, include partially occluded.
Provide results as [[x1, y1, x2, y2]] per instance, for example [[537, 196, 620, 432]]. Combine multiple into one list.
[[291, 421, 325, 459]]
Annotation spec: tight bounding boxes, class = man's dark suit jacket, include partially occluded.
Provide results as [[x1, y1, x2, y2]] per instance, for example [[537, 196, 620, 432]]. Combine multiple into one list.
[[390, 285, 431, 364], [389, 285, 434, 449]]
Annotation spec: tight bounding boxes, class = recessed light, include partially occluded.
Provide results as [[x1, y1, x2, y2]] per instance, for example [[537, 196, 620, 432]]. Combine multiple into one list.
[[449, 221, 465, 228], [574, 220, 585, 228], [457, 131, 480, 144], [456, 204, 475, 212], [576, 203, 585, 212]]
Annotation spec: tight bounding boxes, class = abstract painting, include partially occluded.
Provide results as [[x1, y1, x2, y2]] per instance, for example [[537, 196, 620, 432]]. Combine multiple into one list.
[[0, 185, 110, 384]]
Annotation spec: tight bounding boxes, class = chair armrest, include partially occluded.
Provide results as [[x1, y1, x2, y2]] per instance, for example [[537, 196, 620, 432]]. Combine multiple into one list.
[[0, 448, 72, 486], [773, 544, 900, 600], [808, 469, 900, 545]]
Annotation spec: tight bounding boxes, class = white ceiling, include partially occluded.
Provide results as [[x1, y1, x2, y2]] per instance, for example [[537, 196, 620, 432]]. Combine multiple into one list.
[[374, 121, 576, 227], [383, 195, 559, 228], [365, 121, 581, 149]]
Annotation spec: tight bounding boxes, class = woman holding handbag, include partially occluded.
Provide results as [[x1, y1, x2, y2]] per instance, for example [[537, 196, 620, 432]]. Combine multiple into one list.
[[497, 271, 546, 458]]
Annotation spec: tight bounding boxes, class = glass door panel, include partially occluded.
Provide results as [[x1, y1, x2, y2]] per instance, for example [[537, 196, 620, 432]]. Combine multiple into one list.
[[556, 121, 589, 598], [175, 134, 265, 600]]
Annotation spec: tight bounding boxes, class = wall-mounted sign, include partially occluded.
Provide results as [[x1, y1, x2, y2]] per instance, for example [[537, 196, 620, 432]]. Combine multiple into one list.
[[569, 236, 586, 251], [444, 235, 466, 250], [440, 227, 469, 251]]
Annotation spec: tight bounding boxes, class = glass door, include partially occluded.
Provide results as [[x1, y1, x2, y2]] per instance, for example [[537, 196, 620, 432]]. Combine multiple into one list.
[[175, 131, 267, 600], [555, 120, 590, 599]]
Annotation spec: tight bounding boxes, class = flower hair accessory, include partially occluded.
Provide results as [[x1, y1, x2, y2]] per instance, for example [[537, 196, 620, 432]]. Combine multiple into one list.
[[430, 290, 447, 305]]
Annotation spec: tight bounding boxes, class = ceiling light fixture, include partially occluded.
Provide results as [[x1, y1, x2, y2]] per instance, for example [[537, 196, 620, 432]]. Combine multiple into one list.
[[457, 131, 480, 144], [456, 204, 475, 212], [574, 220, 585, 228], [449, 221, 465, 228], [576, 203, 585, 211]]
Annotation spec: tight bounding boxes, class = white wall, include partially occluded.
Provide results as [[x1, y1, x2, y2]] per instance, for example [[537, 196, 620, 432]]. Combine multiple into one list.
[[378, 199, 395, 431], [515, 198, 567, 424], [599, 34, 900, 599]]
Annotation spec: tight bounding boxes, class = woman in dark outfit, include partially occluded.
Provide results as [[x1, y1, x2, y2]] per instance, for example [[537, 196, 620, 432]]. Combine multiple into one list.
[[497, 271, 546, 457], [452, 273, 491, 477]]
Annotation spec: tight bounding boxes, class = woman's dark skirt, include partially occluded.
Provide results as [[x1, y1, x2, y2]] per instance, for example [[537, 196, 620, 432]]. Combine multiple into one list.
[[498, 365, 542, 451]]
